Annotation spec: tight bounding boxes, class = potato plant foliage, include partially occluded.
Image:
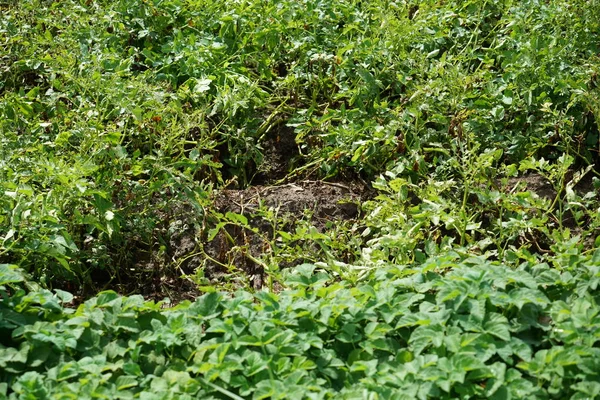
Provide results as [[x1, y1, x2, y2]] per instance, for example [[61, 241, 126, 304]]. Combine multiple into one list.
[[1, 0, 600, 398]]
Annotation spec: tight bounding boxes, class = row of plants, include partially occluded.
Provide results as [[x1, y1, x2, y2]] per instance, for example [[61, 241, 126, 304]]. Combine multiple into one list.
[[2, 0, 599, 290], [2, 248, 600, 399]]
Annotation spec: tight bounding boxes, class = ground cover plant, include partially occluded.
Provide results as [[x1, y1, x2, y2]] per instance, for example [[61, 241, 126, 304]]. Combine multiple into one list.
[[1, 0, 600, 398], [2, 253, 600, 399]]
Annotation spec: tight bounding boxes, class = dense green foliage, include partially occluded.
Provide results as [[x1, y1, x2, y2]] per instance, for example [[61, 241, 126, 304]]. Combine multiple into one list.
[[3, 251, 600, 399], [1, 0, 599, 287], [1, 0, 600, 398]]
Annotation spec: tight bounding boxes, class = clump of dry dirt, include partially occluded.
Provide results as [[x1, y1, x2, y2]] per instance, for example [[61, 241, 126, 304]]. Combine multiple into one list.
[[216, 180, 364, 221]]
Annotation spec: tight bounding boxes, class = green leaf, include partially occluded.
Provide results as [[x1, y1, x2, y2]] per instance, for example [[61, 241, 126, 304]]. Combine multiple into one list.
[[194, 292, 221, 317], [116, 375, 138, 390], [484, 313, 511, 341], [0, 345, 28, 367], [225, 212, 248, 226], [116, 315, 140, 333], [409, 324, 444, 355], [54, 289, 74, 304], [426, 49, 440, 59], [0, 264, 25, 285], [207, 222, 225, 241], [11, 371, 48, 398], [195, 78, 212, 93], [95, 291, 119, 306]]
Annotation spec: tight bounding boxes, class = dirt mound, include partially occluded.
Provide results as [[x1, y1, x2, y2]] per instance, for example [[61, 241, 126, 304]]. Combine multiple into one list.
[[169, 180, 369, 289], [216, 180, 364, 220]]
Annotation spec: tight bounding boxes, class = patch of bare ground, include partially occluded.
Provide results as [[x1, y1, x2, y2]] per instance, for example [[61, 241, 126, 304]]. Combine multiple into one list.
[[505, 173, 557, 200], [169, 179, 370, 291], [163, 119, 372, 296], [253, 123, 298, 184]]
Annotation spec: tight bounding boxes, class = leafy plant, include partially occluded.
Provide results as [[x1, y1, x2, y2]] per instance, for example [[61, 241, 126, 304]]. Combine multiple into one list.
[[2, 249, 600, 398], [1, 0, 600, 397]]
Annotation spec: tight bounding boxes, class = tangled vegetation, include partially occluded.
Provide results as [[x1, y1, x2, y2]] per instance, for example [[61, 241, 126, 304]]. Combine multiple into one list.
[[1, 0, 599, 398]]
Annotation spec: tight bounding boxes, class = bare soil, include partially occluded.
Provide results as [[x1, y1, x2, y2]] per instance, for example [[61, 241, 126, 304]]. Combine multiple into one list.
[[253, 123, 299, 184], [169, 179, 370, 291], [505, 173, 557, 200]]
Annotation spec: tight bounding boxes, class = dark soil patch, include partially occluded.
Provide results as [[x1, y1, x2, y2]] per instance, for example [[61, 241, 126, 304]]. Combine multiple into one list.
[[170, 180, 370, 290], [253, 123, 300, 184], [505, 173, 557, 200], [505, 169, 598, 200], [216, 180, 365, 221], [68, 121, 374, 303], [215, 119, 302, 187], [162, 122, 371, 294]]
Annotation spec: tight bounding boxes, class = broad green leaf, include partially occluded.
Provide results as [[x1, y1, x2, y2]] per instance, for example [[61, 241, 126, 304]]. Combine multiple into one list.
[[0, 264, 24, 285], [225, 212, 248, 226], [484, 313, 511, 341], [116, 375, 139, 390]]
